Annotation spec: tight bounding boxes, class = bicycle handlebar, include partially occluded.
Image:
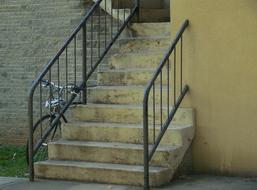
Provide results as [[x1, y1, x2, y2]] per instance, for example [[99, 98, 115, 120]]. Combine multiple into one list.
[[40, 79, 85, 94]]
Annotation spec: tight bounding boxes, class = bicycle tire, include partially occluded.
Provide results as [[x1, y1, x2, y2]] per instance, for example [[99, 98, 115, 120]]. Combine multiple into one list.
[[26, 115, 61, 165]]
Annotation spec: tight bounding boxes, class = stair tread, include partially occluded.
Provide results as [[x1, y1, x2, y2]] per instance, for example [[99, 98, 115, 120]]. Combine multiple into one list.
[[130, 22, 170, 27], [50, 139, 180, 151], [64, 121, 193, 130], [88, 85, 145, 90], [119, 36, 171, 41], [98, 68, 155, 72], [35, 160, 169, 173], [88, 85, 171, 90], [112, 51, 165, 57], [76, 103, 192, 110], [111, 51, 163, 56]]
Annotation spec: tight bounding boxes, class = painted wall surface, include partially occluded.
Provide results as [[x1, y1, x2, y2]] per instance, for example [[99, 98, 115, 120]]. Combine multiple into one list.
[[171, 0, 257, 176]]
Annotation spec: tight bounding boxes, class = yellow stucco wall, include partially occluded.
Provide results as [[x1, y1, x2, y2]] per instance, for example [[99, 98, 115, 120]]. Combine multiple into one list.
[[171, 0, 257, 176]]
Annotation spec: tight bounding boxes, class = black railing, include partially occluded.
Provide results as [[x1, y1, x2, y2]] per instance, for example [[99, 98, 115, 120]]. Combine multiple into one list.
[[143, 20, 189, 189], [28, 0, 139, 181]]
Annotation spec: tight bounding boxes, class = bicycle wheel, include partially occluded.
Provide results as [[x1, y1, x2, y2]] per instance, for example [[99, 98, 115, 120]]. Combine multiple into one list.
[[26, 115, 61, 165]]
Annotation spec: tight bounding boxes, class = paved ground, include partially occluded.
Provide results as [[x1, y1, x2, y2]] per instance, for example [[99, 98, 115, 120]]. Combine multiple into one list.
[[0, 175, 257, 190]]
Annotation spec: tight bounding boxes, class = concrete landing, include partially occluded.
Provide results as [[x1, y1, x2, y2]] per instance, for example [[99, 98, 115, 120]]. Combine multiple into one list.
[[1, 175, 257, 190]]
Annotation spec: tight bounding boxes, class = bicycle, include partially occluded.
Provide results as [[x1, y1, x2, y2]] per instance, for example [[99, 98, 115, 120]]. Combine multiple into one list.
[[26, 79, 83, 164]]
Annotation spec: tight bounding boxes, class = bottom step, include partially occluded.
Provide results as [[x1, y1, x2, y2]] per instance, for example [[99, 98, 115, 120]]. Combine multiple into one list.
[[35, 160, 173, 187]]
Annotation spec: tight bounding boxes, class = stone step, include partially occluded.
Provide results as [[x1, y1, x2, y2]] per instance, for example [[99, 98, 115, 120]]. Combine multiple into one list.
[[108, 52, 163, 69], [87, 85, 145, 104], [35, 160, 172, 186], [48, 140, 181, 167], [87, 85, 178, 105], [97, 69, 171, 86], [118, 37, 171, 53], [62, 122, 194, 146], [127, 22, 171, 37], [70, 104, 194, 125]]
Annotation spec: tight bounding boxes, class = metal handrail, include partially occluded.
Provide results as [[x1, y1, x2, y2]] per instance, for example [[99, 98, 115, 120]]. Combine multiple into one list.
[[28, 0, 139, 181], [143, 19, 189, 189]]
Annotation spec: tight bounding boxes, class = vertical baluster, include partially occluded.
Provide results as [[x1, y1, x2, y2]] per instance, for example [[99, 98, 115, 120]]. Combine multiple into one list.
[[167, 59, 170, 115], [39, 81, 42, 139], [57, 58, 60, 114], [104, 0, 107, 48], [91, 16, 93, 69], [49, 68, 52, 116], [180, 35, 183, 93], [153, 83, 155, 144], [98, 6, 101, 58], [160, 70, 163, 130], [74, 36, 77, 85], [65, 47, 68, 101], [174, 47, 176, 104], [82, 23, 87, 104]]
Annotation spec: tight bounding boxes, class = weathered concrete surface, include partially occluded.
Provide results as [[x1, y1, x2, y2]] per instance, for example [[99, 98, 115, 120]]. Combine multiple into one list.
[[34, 160, 172, 187], [1, 175, 257, 190], [48, 140, 181, 167], [62, 122, 193, 146], [71, 104, 194, 125]]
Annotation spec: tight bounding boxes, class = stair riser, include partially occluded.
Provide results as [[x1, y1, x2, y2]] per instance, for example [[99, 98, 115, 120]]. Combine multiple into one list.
[[71, 106, 193, 125], [109, 54, 163, 69], [62, 124, 192, 146], [97, 71, 152, 85], [48, 144, 180, 167], [97, 71, 170, 86], [35, 163, 172, 186], [119, 38, 170, 53], [88, 87, 178, 105]]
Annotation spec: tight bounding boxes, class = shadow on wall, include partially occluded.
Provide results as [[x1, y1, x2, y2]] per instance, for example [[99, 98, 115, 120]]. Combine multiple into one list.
[[140, 0, 170, 8]]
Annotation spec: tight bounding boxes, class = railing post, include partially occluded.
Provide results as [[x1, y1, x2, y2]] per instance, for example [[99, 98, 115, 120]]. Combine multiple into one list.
[[28, 96, 34, 181], [82, 24, 87, 104], [143, 97, 149, 190]]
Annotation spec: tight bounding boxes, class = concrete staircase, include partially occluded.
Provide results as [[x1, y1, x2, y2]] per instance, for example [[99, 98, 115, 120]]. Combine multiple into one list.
[[34, 22, 194, 187]]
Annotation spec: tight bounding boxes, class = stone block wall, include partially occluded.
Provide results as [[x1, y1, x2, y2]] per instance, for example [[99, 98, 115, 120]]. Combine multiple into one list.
[[0, 0, 116, 144]]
